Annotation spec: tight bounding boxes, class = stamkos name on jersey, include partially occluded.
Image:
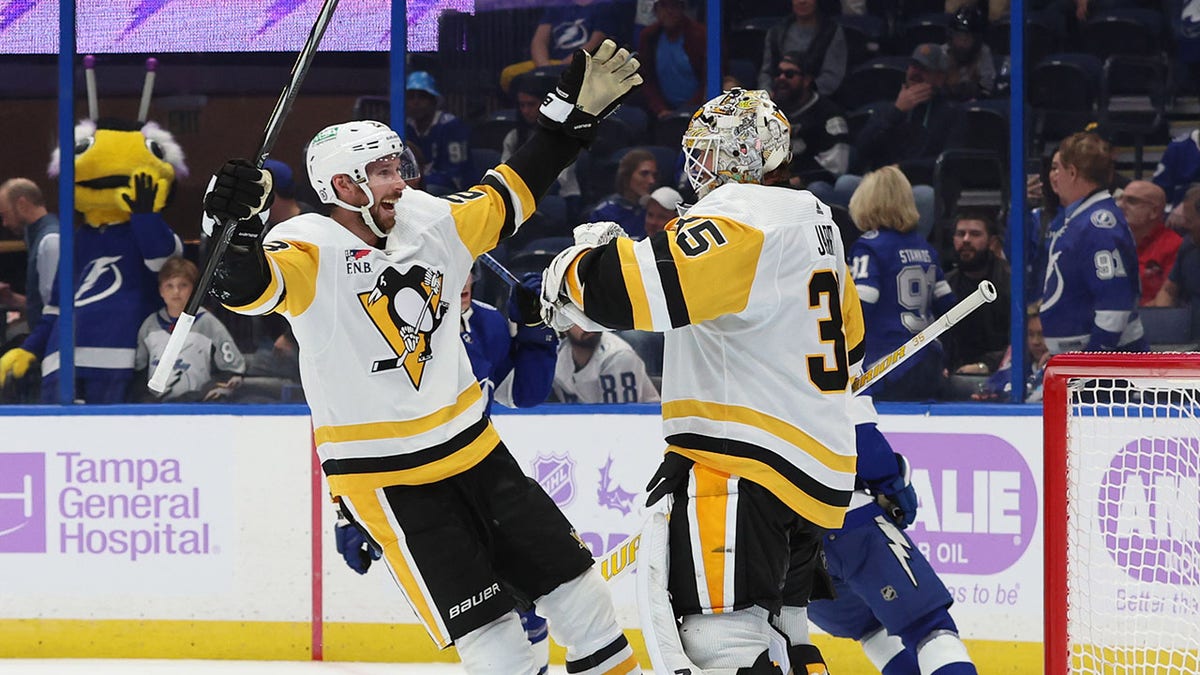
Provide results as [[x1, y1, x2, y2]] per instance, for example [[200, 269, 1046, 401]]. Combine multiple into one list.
[[448, 581, 502, 618], [345, 248, 374, 274], [899, 249, 933, 264]]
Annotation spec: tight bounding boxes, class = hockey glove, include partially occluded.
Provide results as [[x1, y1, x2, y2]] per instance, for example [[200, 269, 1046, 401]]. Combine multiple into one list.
[[645, 452, 694, 507], [538, 39, 643, 146], [874, 452, 918, 529], [334, 518, 381, 575], [509, 272, 547, 327], [204, 159, 274, 223], [0, 347, 36, 387], [121, 172, 161, 214]]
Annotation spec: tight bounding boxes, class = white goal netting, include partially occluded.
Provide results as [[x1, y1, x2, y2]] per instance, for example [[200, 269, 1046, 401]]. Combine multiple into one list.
[[1063, 376, 1200, 674]]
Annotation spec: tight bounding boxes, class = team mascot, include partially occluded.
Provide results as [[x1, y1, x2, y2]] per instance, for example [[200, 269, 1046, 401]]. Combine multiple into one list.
[[0, 57, 187, 402]]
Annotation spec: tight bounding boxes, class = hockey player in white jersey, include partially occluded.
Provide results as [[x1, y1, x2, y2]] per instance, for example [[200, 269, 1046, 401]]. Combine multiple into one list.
[[541, 88, 865, 674], [201, 41, 643, 675]]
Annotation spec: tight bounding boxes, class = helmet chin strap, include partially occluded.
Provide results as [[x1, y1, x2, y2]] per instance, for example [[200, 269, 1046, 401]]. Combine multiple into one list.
[[332, 180, 389, 240]]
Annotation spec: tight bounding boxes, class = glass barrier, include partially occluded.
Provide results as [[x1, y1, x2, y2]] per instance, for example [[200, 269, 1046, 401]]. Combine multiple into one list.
[[1, 0, 1191, 408]]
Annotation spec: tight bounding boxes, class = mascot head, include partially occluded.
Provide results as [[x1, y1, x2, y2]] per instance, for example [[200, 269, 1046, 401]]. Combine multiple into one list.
[[46, 57, 188, 228]]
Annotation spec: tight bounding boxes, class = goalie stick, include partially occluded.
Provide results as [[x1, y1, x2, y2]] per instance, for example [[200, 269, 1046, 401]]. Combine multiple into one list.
[[595, 279, 999, 583], [149, 0, 339, 393]]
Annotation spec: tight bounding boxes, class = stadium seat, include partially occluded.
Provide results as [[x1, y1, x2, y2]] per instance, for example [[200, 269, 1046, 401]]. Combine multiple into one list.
[[836, 14, 885, 69], [726, 58, 759, 90], [728, 25, 770, 72], [932, 149, 1007, 222], [953, 103, 1009, 160], [535, 194, 568, 234], [1080, 14, 1158, 61], [986, 16, 1057, 69], [468, 118, 517, 152], [897, 13, 950, 55], [609, 104, 650, 145], [1029, 53, 1101, 152], [468, 148, 501, 185], [352, 95, 389, 124], [591, 117, 634, 159], [653, 109, 695, 149], [1099, 54, 1169, 176], [836, 57, 908, 112]]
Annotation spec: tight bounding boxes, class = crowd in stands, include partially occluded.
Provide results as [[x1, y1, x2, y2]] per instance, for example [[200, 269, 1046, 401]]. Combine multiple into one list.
[[2, 0, 1200, 405]]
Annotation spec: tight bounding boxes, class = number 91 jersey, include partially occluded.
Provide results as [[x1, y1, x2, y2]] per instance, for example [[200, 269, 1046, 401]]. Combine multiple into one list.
[[562, 183, 864, 529]]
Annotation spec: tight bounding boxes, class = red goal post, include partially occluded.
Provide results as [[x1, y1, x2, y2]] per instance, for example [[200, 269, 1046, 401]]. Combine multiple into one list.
[[1043, 352, 1200, 675]]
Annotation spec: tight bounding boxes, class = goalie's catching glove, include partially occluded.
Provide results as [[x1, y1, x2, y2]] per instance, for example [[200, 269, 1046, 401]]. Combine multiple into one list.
[[334, 517, 381, 575], [204, 159, 274, 224], [538, 39, 643, 146]]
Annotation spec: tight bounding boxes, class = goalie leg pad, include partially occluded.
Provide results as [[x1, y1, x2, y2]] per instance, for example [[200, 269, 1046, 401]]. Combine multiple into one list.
[[678, 607, 773, 669], [536, 567, 639, 674], [455, 611, 541, 675]]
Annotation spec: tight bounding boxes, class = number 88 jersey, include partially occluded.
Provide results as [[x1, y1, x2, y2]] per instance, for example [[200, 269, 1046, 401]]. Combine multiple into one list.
[[560, 183, 865, 529]]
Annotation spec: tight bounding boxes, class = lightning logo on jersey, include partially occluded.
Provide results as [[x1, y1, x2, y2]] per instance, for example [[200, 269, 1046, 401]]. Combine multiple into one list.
[[358, 264, 448, 388], [875, 515, 917, 586]]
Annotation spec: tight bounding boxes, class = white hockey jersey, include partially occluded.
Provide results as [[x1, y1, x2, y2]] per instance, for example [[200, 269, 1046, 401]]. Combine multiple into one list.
[[561, 183, 865, 528], [553, 332, 660, 404], [224, 165, 536, 494]]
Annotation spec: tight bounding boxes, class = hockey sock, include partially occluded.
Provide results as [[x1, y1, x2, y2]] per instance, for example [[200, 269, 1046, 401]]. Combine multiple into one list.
[[861, 627, 919, 675]]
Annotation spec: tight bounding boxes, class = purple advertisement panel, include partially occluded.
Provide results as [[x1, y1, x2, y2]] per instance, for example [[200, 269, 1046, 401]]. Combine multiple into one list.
[[0, 453, 46, 553], [886, 432, 1039, 576], [1098, 437, 1200, 586], [0, 0, 478, 54]]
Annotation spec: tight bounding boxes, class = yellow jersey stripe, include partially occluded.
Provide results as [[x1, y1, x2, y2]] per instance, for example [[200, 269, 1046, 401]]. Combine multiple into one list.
[[670, 446, 847, 529], [606, 654, 639, 674], [841, 266, 865, 360], [324, 423, 499, 492], [268, 240, 320, 317], [616, 237, 654, 330], [662, 399, 856, 474], [314, 385, 483, 447], [493, 164, 535, 224], [564, 252, 586, 307], [693, 465, 731, 613]]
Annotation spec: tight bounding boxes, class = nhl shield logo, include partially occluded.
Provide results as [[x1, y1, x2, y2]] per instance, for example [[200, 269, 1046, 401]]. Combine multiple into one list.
[[533, 453, 576, 506]]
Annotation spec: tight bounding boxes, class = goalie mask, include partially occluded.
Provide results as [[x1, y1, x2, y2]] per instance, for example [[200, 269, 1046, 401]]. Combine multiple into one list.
[[306, 120, 420, 238], [681, 88, 791, 199]]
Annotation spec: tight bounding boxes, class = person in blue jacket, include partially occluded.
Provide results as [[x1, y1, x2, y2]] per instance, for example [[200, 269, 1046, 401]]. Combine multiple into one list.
[[405, 71, 471, 195], [1039, 132, 1146, 354]]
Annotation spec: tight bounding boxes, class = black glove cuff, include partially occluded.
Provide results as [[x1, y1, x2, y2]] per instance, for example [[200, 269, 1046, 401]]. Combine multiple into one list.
[[538, 100, 601, 146]]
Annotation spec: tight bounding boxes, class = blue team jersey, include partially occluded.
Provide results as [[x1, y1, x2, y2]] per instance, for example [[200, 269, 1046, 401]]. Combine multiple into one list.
[[461, 299, 556, 416], [407, 111, 471, 193], [1039, 191, 1146, 354], [849, 228, 955, 378], [24, 213, 180, 381], [1153, 132, 1200, 206]]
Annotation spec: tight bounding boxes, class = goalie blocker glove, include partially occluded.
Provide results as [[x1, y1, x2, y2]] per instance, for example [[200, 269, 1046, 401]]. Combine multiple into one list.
[[538, 39, 643, 146]]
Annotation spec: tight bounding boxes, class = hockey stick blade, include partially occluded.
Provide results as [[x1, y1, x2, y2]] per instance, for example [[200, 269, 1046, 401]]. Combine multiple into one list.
[[149, 0, 340, 393]]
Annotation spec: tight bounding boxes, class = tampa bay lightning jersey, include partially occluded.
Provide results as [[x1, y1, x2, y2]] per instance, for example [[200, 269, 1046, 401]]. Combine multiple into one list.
[[23, 213, 182, 379], [1039, 191, 1145, 353], [461, 299, 556, 415], [406, 111, 470, 193], [1152, 130, 1200, 205], [849, 228, 955, 378]]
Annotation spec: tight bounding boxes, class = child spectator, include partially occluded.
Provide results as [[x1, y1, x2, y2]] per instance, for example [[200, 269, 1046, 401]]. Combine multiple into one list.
[[135, 256, 245, 401]]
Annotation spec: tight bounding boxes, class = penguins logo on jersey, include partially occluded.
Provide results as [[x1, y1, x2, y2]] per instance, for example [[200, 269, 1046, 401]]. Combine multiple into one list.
[[357, 264, 448, 389]]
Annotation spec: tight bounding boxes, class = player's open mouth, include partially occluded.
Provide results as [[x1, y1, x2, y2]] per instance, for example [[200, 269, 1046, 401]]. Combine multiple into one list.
[[380, 197, 398, 211]]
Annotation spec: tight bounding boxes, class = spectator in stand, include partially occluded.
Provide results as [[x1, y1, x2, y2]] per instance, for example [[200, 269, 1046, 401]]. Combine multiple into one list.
[[944, 209, 1011, 376], [585, 149, 657, 238], [1153, 184, 1200, 312], [771, 51, 850, 188], [404, 71, 470, 195], [135, 257, 245, 402], [850, 166, 955, 401], [757, 0, 848, 97], [1040, 132, 1146, 354], [0, 178, 59, 327], [502, 77, 583, 224], [263, 159, 315, 228], [944, 5, 995, 101], [1152, 129, 1200, 228], [1117, 180, 1181, 306], [552, 325, 660, 404], [499, 0, 618, 93], [638, 0, 706, 119], [641, 186, 682, 237], [975, 305, 1049, 402]]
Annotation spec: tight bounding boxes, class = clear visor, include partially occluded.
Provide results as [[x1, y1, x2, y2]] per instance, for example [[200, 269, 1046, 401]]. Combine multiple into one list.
[[681, 134, 719, 196], [364, 147, 421, 186]]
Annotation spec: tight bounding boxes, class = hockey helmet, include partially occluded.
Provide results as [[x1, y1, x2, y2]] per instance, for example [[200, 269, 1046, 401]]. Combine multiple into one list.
[[680, 88, 791, 199], [306, 120, 420, 238]]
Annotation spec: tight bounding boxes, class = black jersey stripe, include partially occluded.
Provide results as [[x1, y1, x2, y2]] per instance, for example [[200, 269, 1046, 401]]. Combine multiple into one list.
[[650, 234, 689, 328], [565, 633, 630, 673], [481, 174, 518, 241], [848, 340, 865, 367], [322, 418, 492, 476], [665, 432, 851, 508]]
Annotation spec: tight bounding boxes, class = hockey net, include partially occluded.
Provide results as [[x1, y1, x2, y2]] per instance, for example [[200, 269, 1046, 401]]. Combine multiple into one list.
[[1044, 353, 1200, 675]]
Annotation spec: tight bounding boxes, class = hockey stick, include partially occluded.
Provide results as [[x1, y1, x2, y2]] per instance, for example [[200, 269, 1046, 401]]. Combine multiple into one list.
[[149, 0, 339, 393], [477, 252, 597, 329], [598, 280, 998, 583]]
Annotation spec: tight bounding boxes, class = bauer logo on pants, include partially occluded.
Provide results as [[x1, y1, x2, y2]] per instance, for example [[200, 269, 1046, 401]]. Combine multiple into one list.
[[0, 453, 46, 553]]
